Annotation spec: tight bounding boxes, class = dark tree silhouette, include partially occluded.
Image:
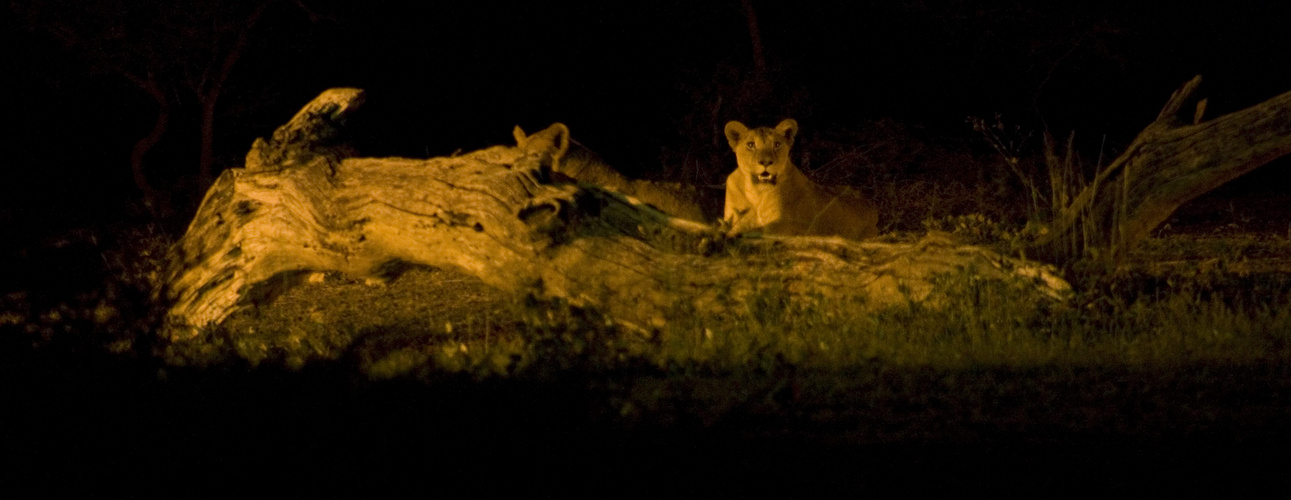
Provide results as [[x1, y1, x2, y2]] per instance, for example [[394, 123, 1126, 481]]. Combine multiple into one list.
[[9, 0, 324, 219]]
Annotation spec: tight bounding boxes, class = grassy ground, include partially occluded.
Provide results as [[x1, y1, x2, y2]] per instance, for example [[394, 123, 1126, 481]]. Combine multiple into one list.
[[4, 169, 1291, 494]]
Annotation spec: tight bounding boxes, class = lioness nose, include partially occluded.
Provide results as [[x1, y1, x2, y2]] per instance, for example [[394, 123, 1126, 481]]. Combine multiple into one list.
[[759, 157, 774, 166]]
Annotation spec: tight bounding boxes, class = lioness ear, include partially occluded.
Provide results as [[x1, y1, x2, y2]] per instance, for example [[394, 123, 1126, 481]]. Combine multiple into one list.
[[546, 122, 571, 160], [724, 121, 748, 149], [517, 123, 571, 166], [775, 119, 799, 144]]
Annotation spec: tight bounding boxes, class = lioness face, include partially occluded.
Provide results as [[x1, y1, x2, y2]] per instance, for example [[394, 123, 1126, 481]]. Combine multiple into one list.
[[514, 123, 571, 169], [724, 119, 799, 186]]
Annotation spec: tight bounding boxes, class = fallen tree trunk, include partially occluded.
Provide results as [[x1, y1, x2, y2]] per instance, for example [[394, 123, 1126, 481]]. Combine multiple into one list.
[[1033, 76, 1291, 263], [164, 88, 1070, 336]]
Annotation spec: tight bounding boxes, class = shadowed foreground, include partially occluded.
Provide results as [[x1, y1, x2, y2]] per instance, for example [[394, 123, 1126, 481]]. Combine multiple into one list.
[[5, 340, 1290, 495]]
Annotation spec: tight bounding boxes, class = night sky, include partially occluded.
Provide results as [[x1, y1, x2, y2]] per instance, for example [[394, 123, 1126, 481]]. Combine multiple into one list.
[[5, 0, 1291, 228]]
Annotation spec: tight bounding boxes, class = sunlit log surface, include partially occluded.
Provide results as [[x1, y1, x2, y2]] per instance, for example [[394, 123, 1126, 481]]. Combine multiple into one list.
[[165, 89, 1070, 336]]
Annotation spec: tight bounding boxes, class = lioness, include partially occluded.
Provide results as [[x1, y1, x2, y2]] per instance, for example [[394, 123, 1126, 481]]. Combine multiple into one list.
[[513, 123, 706, 221], [723, 119, 879, 240]]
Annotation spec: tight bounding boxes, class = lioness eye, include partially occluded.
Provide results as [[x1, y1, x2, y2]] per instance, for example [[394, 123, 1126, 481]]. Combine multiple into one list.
[[774, 141, 781, 149], [746, 142, 755, 150]]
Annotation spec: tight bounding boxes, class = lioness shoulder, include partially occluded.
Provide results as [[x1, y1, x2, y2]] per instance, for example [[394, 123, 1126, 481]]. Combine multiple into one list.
[[723, 119, 878, 240]]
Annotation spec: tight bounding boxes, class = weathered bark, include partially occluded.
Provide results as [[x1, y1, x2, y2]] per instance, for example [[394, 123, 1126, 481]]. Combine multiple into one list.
[[1033, 76, 1291, 262], [165, 89, 1070, 336]]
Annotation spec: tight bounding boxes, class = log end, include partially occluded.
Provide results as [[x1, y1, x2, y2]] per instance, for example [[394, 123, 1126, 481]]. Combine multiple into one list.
[[246, 88, 366, 173]]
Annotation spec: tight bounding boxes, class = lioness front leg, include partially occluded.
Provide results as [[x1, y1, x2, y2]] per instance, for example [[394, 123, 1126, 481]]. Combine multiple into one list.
[[723, 181, 757, 236], [726, 208, 764, 236]]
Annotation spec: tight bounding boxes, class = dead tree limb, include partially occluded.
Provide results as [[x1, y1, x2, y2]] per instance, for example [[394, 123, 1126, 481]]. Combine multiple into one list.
[[164, 89, 1069, 336], [1033, 76, 1291, 262]]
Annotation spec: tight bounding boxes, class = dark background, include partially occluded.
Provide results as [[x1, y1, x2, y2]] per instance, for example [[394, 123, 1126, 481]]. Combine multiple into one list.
[[5, 0, 1291, 232]]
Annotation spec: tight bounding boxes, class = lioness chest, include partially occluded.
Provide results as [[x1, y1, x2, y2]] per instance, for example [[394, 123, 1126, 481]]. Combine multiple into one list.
[[728, 166, 836, 235]]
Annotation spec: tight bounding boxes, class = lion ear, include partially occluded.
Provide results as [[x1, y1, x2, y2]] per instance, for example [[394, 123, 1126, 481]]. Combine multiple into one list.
[[724, 121, 748, 149], [545, 123, 571, 159], [517, 123, 571, 166], [775, 119, 799, 144]]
